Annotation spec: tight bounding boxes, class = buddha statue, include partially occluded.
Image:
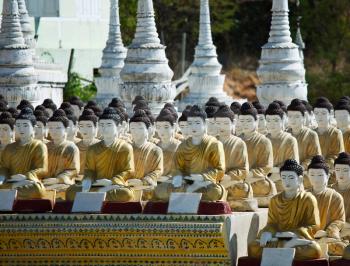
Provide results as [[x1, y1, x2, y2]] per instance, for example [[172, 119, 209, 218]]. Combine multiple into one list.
[[127, 110, 163, 200], [34, 110, 49, 144], [248, 159, 322, 261], [334, 100, 350, 153], [66, 107, 134, 202], [214, 105, 253, 210], [154, 105, 225, 202], [42, 99, 57, 118], [205, 105, 219, 137], [314, 97, 344, 168], [239, 102, 275, 205], [302, 100, 317, 129], [155, 108, 180, 179], [69, 96, 85, 118], [76, 109, 100, 177], [266, 103, 299, 192], [162, 104, 183, 141], [17, 100, 34, 112], [43, 110, 80, 193], [0, 108, 48, 199], [178, 108, 191, 140], [113, 107, 131, 143], [230, 102, 241, 136], [0, 112, 15, 159], [273, 100, 289, 130], [253, 101, 268, 135], [62, 108, 80, 144], [287, 99, 322, 189], [307, 155, 346, 256]]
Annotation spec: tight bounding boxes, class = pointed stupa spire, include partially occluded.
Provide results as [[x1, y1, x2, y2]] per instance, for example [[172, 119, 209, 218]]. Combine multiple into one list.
[[268, 0, 293, 44], [99, 0, 127, 76], [0, 0, 26, 48], [17, 0, 35, 50], [197, 0, 213, 48]]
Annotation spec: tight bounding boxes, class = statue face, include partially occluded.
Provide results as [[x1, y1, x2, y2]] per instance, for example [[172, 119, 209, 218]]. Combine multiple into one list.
[[215, 117, 233, 137], [130, 122, 148, 143], [314, 108, 330, 128], [99, 119, 118, 140], [45, 108, 53, 117], [335, 164, 350, 185], [34, 121, 47, 140], [178, 121, 189, 138], [156, 121, 174, 142], [287, 111, 305, 130], [238, 115, 257, 135], [257, 114, 267, 133], [0, 124, 13, 143], [48, 121, 67, 141], [335, 110, 350, 130], [207, 118, 217, 136], [67, 120, 77, 138], [266, 115, 283, 135], [281, 170, 302, 193], [15, 119, 34, 140], [187, 117, 206, 138], [78, 120, 97, 140], [71, 105, 81, 118], [308, 168, 328, 191]]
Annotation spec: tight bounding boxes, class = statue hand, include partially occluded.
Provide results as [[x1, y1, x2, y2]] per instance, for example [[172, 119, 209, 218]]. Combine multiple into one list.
[[260, 232, 273, 247], [82, 179, 92, 192], [185, 174, 204, 182], [326, 229, 340, 239], [143, 176, 157, 187], [186, 181, 211, 193], [275, 231, 297, 239], [314, 230, 328, 239], [127, 179, 143, 188], [10, 174, 27, 182], [172, 175, 183, 188], [284, 238, 312, 248], [43, 178, 59, 185], [94, 179, 112, 187]]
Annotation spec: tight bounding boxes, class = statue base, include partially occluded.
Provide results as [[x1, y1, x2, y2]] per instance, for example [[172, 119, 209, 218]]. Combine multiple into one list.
[[238, 257, 329, 266]]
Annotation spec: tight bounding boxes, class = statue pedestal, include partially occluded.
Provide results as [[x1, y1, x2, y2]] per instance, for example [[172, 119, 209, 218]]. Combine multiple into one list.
[[0, 210, 268, 265], [238, 257, 329, 266]]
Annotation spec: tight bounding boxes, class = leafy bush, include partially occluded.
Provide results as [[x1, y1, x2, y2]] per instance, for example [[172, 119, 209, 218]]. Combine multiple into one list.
[[63, 72, 97, 102]]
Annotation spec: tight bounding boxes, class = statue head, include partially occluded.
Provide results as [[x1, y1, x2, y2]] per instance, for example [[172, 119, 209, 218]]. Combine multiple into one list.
[[265, 102, 284, 136], [15, 107, 37, 141], [205, 105, 219, 136], [99, 107, 121, 141], [17, 100, 34, 112], [42, 98, 57, 117], [132, 96, 146, 109], [334, 100, 350, 131], [187, 105, 207, 139], [62, 108, 78, 140], [109, 97, 126, 113], [313, 97, 333, 129], [113, 107, 129, 136], [253, 101, 267, 134], [308, 155, 329, 191], [144, 109, 156, 140], [280, 159, 304, 193], [0, 112, 14, 143], [335, 152, 350, 186], [179, 108, 190, 138], [130, 109, 151, 144], [34, 110, 48, 140], [78, 109, 98, 140], [48, 109, 69, 142], [287, 99, 307, 131], [69, 96, 84, 118], [301, 100, 314, 127], [214, 105, 235, 138], [273, 100, 288, 129], [156, 108, 176, 143], [239, 102, 258, 135]]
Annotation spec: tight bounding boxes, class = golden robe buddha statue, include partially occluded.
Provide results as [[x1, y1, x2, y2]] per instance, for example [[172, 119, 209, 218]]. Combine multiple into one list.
[[66, 108, 134, 202], [307, 155, 346, 256], [266, 103, 299, 192], [42, 110, 80, 193], [178, 108, 191, 140], [248, 159, 322, 261], [253, 101, 268, 135], [239, 103, 275, 204], [0, 108, 48, 199], [0, 112, 15, 161], [62, 107, 81, 144], [33, 110, 49, 144], [154, 105, 225, 202], [334, 100, 350, 153]]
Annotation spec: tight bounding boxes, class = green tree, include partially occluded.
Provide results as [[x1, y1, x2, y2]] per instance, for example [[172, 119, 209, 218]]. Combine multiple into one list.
[[64, 73, 97, 102]]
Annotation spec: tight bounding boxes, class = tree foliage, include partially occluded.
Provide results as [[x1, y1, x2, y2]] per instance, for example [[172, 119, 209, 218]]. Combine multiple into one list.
[[64, 73, 97, 102]]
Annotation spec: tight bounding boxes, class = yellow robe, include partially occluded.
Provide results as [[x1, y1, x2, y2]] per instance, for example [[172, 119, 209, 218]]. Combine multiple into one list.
[[76, 138, 100, 176], [66, 139, 134, 202], [157, 138, 180, 177], [248, 191, 322, 260], [332, 183, 350, 223], [317, 126, 344, 167], [45, 140, 80, 189], [268, 132, 299, 167], [220, 135, 249, 181], [343, 129, 350, 153], [290, 127, 321, 170], [0, 139, 48, 199]]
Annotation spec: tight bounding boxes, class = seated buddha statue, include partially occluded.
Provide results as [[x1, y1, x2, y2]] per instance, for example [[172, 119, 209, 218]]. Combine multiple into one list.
[[266, 103, 299, 192], [75, 109, 100, 178], [69, 96, 85, 118], [287, 99, 322, 189], [42, 98, 57, 118], [127, 110, 163, 200], [0, 108, 48, 199], [239, 102, 276, 205], [65, 107, 134, 202], [213, 105, 253, 210], [43, 110, 80, 193], [314, 97, 344, 169], [0, 112, 15, 159], [307, 155, 346, 256], [154, 105, 225, 202], [62, 107, 80, 144], [204, 104, 219, 137], [253, 101, 268, 135], [248, 159, 322, 261], [230, 102, 241, 136], [333, 152, 350, 241], [33, 110, 49, 144], [155, 108, 180, 180], [178, 108, 191, 140], [334, 100, 350, 153]]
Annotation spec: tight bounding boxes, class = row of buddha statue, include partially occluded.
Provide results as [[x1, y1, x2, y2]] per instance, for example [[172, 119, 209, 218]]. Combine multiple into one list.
[[0, 94, 350, 260]]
